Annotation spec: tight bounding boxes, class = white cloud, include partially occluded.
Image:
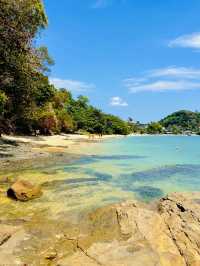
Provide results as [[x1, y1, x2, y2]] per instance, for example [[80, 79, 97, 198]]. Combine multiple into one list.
[[149, 66, 200, 79], [49, 78, 95, 92], [169, 32, 200, 49], [110, 96, 128, 106], [127, 80, 200, 93], [124, 66, 200, 93]]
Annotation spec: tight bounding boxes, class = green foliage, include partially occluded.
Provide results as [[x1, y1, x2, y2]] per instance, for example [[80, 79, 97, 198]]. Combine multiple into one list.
[[68, 96, 130, 135], [103, 114, 130, 135], [0, 0, 135, 136], [160, 110, 200, 133], [127, 119, 144, 133], [34, 74, 56, 106], [0, 90, 7, 114], [0, 0, 48, 130], [36, 46, 55, 74], [170, 125, 181, 135], [36, 103, 58, 135], [4, 0, 200, 137], [53, 89, 73, 109], [56, 109, 74, 133], [147, 122, 163, 134]]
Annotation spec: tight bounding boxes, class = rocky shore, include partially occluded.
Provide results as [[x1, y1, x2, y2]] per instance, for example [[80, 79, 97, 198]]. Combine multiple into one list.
[[0, 134, 122, 171], [0, 134, 94, 172], [0, 192, 200, 265], [55, 192, 200, 266], [1, 135, 200, 265]]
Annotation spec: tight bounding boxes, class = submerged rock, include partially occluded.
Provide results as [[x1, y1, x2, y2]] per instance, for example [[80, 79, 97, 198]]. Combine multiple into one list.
[[7, 180, 42, 201]]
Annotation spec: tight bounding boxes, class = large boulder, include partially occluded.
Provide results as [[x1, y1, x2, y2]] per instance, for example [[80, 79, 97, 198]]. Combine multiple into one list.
[[7, 180, 42, 201]]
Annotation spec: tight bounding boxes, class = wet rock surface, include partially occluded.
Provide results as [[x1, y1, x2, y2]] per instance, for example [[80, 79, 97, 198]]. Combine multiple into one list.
[[0, 136, 81, 173], [0, 224, 27, 265], [7, 180, 43, 201], [0, 193, 200, 265]]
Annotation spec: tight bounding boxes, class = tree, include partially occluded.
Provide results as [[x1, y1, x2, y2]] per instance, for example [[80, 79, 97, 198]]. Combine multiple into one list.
[[0, 90, 7, 115], [160, 110, 200, 133], [36, 46, 55, 74], [147, 122, 163, 134], [34, 74, 56, 106], [0, 0, 138, 137], [52, 89, 75, 133], [0, 0, 48, 132], [104, 114, 130, 135], [171, 125, 181, 135], [0, 90, 7, 136], [37, 103, 58, 135], [76, 95, 89, 108]]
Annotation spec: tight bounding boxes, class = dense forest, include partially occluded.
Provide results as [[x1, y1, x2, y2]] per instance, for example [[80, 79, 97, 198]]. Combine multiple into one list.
[[143, 110, 200, 135], [142, 110, 200, 135], [160, 110, 200, 134], [0, 0, 133, 136]]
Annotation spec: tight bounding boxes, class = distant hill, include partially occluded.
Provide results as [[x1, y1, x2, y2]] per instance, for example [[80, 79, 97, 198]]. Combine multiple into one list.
[[160, 110, 200, 133]]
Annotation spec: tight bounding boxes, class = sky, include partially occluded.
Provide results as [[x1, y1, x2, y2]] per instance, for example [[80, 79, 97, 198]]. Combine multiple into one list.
[[39, 0, 200, 123]]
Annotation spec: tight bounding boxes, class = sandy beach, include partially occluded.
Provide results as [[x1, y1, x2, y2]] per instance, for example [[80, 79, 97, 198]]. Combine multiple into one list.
[[0, 134, 124, 172], [2, 133, 122, 147]]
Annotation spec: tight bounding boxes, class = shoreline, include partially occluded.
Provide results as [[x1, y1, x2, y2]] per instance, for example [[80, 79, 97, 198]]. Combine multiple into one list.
[[0, 133, 128, 174], [0, 134, 200, 264], [1, 133, 198, 172], [0, 191, 200, 265], [0, 134, 86, 172]]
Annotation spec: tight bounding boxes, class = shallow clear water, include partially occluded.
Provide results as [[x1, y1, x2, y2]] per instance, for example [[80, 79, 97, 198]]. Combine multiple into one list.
[[63, 135, 200, 204], [2, 136, 200, 218], [1, 135, 200, 264]]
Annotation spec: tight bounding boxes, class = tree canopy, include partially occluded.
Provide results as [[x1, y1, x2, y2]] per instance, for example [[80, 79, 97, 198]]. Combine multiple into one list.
[[146, 122, 163, 134], [2, 0, 196, 137], [160, 110, 200, 133], [0, 0, 132, 136], [0, 0, 50, 132]]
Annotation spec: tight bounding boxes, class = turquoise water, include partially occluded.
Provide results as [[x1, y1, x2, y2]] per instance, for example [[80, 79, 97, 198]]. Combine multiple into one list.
[[2, 136, 199, 264], [2, 135, 200, 217], [62, 135, 200, 205]]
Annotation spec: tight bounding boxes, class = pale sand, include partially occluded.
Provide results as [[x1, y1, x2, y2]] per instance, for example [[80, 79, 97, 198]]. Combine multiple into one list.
[[1, 134, 123, 154], [3, 133, 189, 157], [2, 134, 87, 148]]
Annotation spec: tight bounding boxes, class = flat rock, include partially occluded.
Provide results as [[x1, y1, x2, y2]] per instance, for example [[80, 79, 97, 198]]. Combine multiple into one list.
[[57, 193, 200, 266], [0, 224, 26, 265], [1, 192, 199, 265]]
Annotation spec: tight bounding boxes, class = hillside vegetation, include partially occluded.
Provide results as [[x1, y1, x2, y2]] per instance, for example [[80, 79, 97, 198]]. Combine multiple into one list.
[[160, 110, 200, 134]]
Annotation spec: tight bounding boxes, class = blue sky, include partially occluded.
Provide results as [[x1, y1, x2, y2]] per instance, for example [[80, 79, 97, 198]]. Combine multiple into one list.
[[39, 0, 200, 122]]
